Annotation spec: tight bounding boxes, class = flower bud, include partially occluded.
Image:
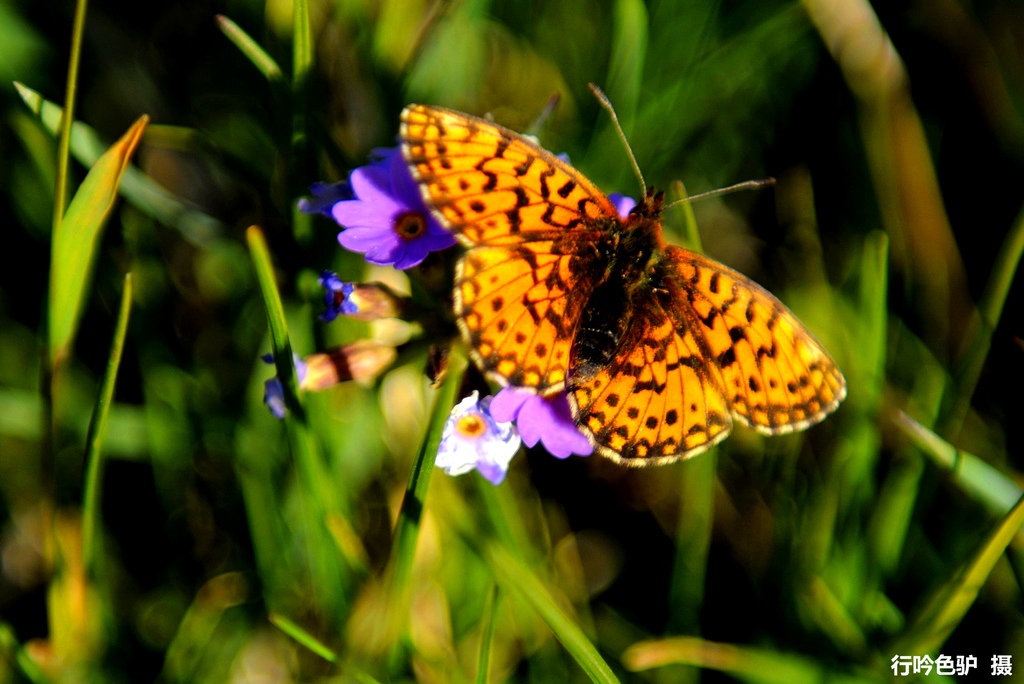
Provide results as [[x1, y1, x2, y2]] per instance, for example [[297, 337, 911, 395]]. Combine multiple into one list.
[[302, 341, 397, 389]]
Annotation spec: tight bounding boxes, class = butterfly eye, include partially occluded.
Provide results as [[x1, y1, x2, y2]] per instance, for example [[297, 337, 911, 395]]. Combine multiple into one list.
[[394, 211, 427, 240]]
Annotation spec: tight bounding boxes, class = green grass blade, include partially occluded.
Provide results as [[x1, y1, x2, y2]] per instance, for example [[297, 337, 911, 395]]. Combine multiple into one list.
[[0, 624, 50, 684], [246, 226, 341, 511], [595, 0, 647, 197], [159, 573, 248, 682], [246, 225, 303, 419], [857, 231, 889, 410], [48, 115, 147, 365], [475, 584, 501, 684], [607, 0, 647, 120], [348, 348, 467, 655], [668, 453, 715, 634], [291, 0, 313, 242], [390, 348, 467, 590], [975, 201, 1024, 348], [292, 0, 312, 101], [867, 453, 925, 578], [949, 201, 1024, 430], [475, 468, 538, 565], [52, 0, 89, 227], [622, 637, 878, 684], [484, 542, 620, 684], [215, 15, 284, 83], [894, 492, 1024, 655], [15, 82, 224, 246], [895, 411, 1021, 515], [246, 225, 345, 619], [797, 576, 867, 655], [269, 612, 337, 663], [81, 273, 133, 579], [665, 180, 703, 252]]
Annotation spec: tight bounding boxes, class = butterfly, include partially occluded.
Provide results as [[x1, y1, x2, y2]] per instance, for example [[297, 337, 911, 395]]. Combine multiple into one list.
[[400, 104, 846, 465]]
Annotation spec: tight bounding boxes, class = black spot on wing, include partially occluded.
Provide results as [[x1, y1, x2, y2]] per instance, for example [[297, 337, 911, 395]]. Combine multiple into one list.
[[539, 167, 555, 199]]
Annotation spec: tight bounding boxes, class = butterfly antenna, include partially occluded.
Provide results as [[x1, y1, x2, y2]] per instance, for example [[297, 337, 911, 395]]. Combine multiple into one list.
[[663, 178, 776, 210], [588, 83, 646, 196]]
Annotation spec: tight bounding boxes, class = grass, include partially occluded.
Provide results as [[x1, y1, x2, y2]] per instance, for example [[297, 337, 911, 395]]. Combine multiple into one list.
[[1, 0, 1022, 682]]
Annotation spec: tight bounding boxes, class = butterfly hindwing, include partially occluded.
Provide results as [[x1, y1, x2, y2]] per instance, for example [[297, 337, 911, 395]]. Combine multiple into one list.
[[668, 247, 846, 433], [568, 246, 845, 463], [568, 286, 733, 464], [456, 241, 601, 392]]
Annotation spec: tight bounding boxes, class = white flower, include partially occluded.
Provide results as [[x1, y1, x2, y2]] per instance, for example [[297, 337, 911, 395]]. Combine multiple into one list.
[[436, 391, 522, 485]]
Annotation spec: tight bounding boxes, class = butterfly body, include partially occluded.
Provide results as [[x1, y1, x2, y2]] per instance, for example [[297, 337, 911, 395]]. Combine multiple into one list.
[[570, 193, 668, 371], [400, 104, 846, 465]]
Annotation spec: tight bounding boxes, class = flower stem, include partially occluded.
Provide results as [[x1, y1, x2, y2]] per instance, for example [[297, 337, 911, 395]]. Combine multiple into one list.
[[390, 347, 467, 590]]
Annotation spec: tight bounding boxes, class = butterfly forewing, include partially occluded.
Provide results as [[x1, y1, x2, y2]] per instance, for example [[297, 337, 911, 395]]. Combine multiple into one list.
[[401, 104, 615, 392], [401, 105, 620, 246]]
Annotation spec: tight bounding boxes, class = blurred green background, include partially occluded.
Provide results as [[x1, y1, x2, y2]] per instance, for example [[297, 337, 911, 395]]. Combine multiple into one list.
[[2, 0, 1023, 681]]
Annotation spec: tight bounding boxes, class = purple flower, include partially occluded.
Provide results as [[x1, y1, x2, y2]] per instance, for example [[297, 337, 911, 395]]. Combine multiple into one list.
[[331, 147, 457, 270], [318, 271, 358, 322], [262, 353, 308, 419], [436, 392, 522, 485], [489, 387, 593, 459], [298, 181, 354, 217], [609, 193, 636, 218], [318, 271, 406, 322]]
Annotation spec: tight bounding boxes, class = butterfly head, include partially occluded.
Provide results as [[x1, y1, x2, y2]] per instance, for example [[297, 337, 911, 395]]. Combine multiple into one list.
[[632, 188, 664, 219]]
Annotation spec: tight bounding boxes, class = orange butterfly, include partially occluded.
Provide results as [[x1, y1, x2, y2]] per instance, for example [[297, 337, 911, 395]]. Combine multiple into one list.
[[400, 104, 846, 465]]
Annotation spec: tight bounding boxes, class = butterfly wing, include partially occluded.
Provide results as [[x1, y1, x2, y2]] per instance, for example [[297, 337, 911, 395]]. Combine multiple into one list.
[[400, 104, 621, 392], [401, 105, 619, 245], [568, 284, 734, 465], [670, 247, 846, 433], [569, 245, 846, 464]]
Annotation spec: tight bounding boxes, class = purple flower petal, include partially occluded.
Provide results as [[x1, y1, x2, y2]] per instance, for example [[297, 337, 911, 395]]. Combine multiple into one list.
[[391, 148, 425, 203], [299, 181, 354, 216], [475, 459, 509, 485], [263, 377, 286, 418], [609, 193, 637, 218], [491, 387, 593, 458], [417, 230, 459, 251], [390, 245, 429, 270], [360, 237, 406, 266], [489, 387, 532, 422], [336, 224, 397, 249], [348, 162, 399, 207], [331, 192, 405, 227], [261, 353, 308, 419]]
